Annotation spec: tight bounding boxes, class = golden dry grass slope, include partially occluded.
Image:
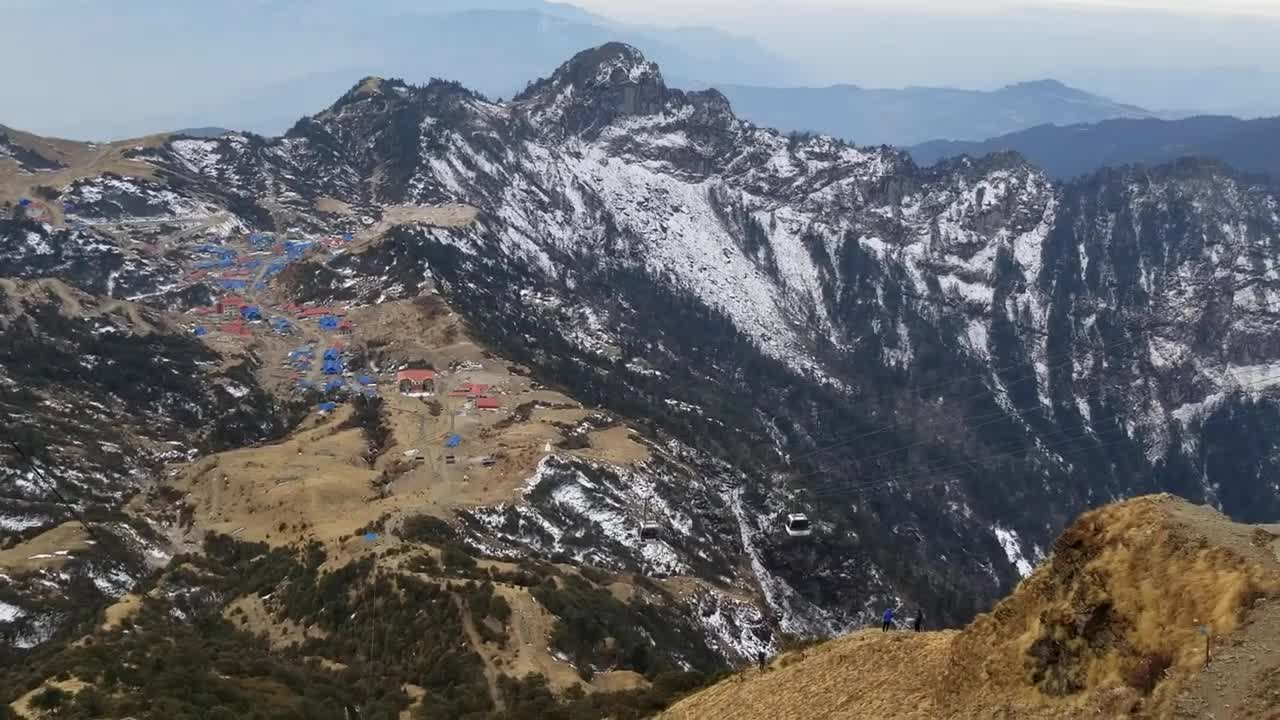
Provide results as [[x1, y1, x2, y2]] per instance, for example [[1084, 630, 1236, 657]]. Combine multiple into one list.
[[663, 495, 1280, 720], [148, 294, 660, 705], [0, 124, 165, 226]]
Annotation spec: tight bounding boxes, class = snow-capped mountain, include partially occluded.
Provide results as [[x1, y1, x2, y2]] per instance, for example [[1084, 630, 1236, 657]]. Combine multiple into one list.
[[6, 42, 1280, 642]]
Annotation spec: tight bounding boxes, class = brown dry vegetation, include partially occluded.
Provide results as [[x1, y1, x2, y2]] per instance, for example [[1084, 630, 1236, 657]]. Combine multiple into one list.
[[223, 593, 329, 652], [154, 294, 672, 707], [0, 278, 164, 336], [0, 124, 165, 225], [0, 521, 90, 573], [9, 677, 90, 719], [98, 593, 142, 632], [664, 495, 1280, 720], [347, 203, 479, 252], [663, 630, 956, 720]]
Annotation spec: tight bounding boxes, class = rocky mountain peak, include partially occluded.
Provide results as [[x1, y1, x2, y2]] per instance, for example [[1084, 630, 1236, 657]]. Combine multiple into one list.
[[9, 43, 1280, 709], [514, 42, 671, 137]]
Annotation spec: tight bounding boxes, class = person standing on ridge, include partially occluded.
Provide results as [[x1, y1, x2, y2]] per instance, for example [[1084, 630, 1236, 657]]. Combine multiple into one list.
[[757, 650, 767, 672], [882, 607, 894, 631], [913, 609, 924, 632]]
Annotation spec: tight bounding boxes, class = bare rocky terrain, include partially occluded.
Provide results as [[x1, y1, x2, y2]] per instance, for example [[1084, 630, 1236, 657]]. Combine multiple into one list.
[[2, 42, 1280, 719]]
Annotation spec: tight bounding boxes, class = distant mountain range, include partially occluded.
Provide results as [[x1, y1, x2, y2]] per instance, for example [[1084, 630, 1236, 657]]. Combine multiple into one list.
[[1059, 67, 1280, 121], [5, 0, 797, 139], [715, 79, 1152, 148], [909, 115, 1280, 179], [173, 127, 233, 139]]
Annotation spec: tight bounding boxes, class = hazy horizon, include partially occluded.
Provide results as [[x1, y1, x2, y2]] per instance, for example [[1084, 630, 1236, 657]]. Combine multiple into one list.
[[3, 0, 1278, 140]]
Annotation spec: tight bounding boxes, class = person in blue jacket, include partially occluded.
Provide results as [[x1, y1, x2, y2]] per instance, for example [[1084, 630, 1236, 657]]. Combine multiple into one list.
[[881, 607, 894, 631]]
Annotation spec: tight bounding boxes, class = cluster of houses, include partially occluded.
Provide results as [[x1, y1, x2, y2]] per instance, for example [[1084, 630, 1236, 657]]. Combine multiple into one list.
[[189, 298, 355, 339], [393, 371, 502, 409]]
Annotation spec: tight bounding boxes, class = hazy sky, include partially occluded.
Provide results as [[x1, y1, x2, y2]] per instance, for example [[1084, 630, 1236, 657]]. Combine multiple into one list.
[[574, 0, 1280, 23], [3, 0, 1278, 139]]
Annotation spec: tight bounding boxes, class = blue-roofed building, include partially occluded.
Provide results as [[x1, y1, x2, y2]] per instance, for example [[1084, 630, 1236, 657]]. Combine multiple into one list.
[[284, 240, 313, 259], [248, 232, 275, 250]]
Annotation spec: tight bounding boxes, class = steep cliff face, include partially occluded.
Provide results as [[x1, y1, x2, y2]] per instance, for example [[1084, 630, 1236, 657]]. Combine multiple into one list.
[[6, 44, 1280, 641]]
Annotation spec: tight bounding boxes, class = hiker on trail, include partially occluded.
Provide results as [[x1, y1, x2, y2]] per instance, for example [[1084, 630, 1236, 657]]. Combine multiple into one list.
[[913, 609, 924, 632], [882, 607, 894, 631], [757, 650, 767, 672]]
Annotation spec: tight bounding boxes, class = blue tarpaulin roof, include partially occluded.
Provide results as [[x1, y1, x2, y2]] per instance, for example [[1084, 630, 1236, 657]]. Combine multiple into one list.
[[322, 348, 340, 360], [445, 434, 462, 448], [363, 532, 379, 541], [195, 258, 234, 269], [325, 379, 344, 392], [193, 326, 208, 336], [318, 401, 337, 412], [357, 375, 373, 385]]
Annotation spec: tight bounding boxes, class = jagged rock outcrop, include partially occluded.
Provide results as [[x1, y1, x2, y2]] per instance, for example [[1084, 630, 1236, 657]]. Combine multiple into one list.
[[6, 43, 1280, 642]]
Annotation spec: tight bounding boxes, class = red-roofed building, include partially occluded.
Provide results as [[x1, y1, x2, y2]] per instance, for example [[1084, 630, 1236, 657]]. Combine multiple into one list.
[[217, 296, 248, 318], [397, 369, 435, 395], [220, 321, 252, 337], [299, 307, 332, 319], [475, 397, 500, 410], [337, 320, 354, 336]]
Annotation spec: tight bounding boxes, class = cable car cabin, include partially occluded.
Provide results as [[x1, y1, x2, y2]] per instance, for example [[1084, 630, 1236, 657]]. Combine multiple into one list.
[[639, 521, 660, 542], [785, 513, 813, 537]]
